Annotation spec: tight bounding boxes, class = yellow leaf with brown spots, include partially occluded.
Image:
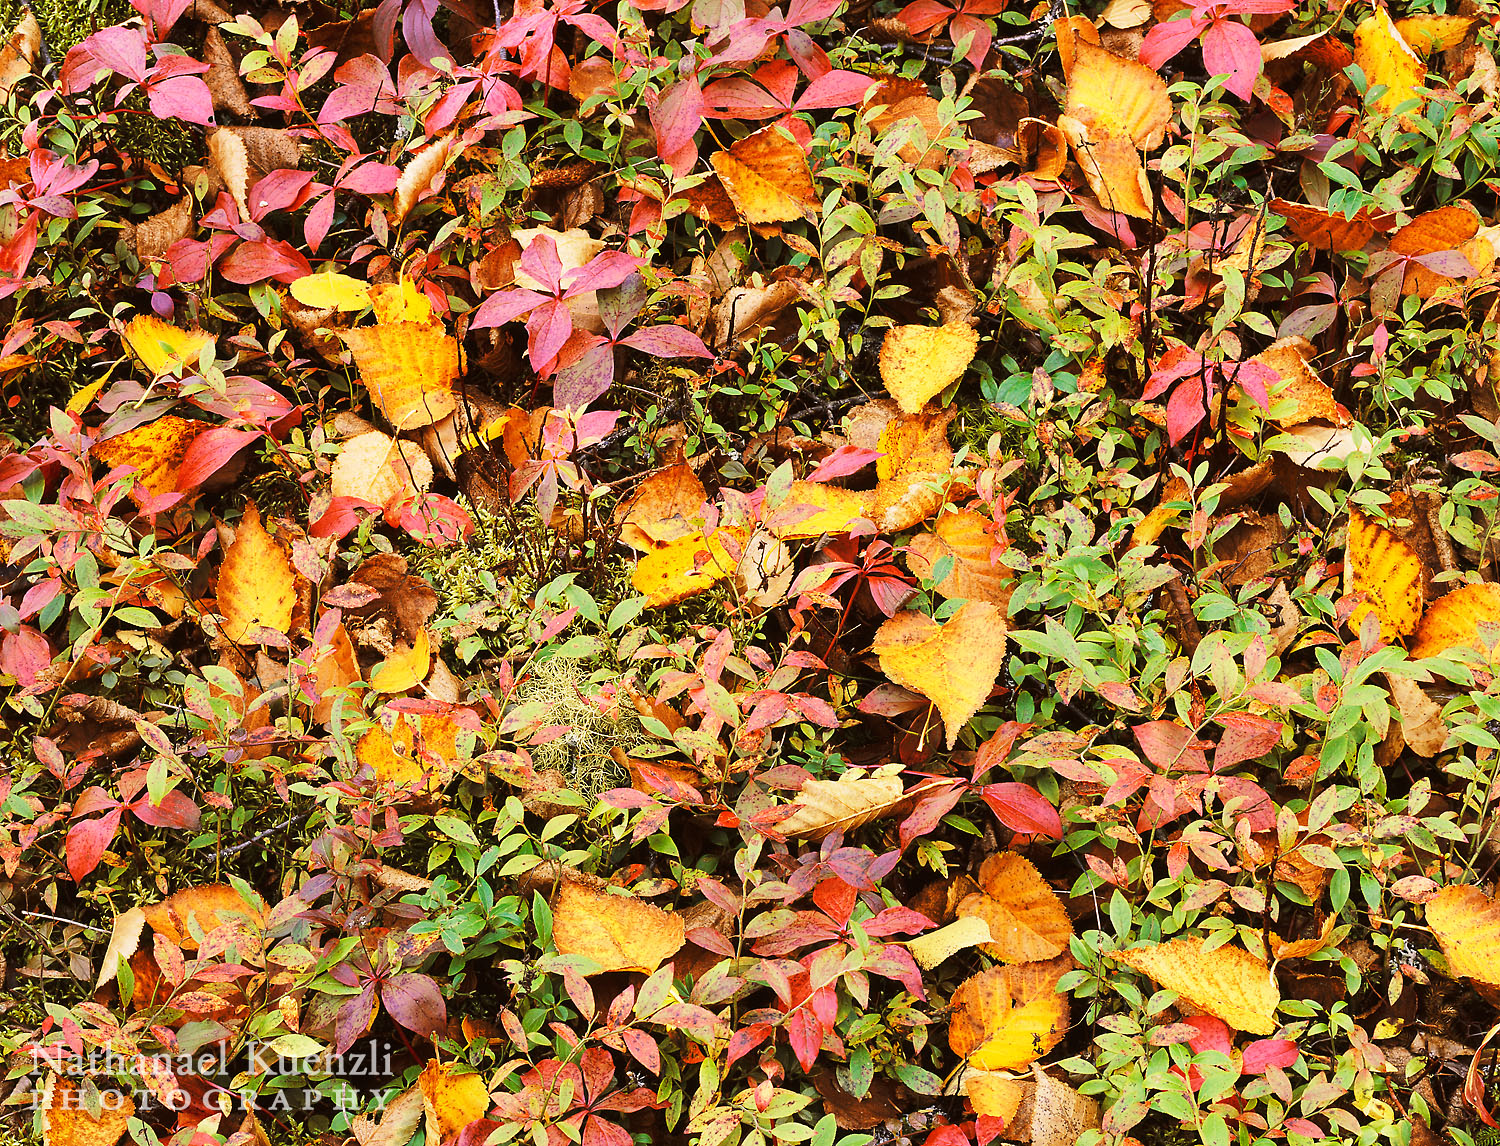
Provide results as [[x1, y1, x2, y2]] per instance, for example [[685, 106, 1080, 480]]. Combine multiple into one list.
[[632, 528, 743, 607], [343, 321, 459, 430], [1344, 509, 1424, 642], [948, 961, 1069, 1070]]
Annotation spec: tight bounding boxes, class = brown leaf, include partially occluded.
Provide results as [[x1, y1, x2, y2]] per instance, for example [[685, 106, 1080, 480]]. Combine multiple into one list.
[[779, 764, 907, 840], [0, 11, 40, 103]]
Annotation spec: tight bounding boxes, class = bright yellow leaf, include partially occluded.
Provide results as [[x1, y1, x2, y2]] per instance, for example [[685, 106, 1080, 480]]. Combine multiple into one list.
[[551, 881, 685, 973], [1108, 937, 1280, 1035], [1344, 509, 1424, 642], [948, 961, 1069, 1070], [632, 527, 743, 607], [343, 321, 460, 430], [122, 315, 214, 377], [1425, 884, 1500, 986], [874, 600, 1007, 749], [1410, 582, 1500, 659], [218, 501, 296, 644], [370, 628, 432, 693], [879, 322, 979, 415], [290, 270, 372, 311]]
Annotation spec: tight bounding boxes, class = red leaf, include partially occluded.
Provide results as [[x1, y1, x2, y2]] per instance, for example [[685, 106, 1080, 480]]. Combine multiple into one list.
[[978, 781, 1062, 839], [176, 427, 263, 492], [66, 808, 124, 881], [806, 445, 882, 481], [1242, 1039, 1298, 1073], [1200, 18, 1261, 100], [1213, 713, 1283, 770]]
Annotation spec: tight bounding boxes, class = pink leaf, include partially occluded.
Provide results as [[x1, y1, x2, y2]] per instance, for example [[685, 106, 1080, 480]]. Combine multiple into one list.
[[651, 78, 704, 177], [1214, 713, 1283, 770], [794, 69, 876, 109], [1242, 1039, 1298, 1073], [526, 298, 574, 368], [0, 626, 52, 686], [130, 789, 201, 829], [618, 324, 711, 358], [1200, 18, 1262, 100], [1133, 721, 1210, 772], [176, 427, 263, 491], [1139, 13, 1208, 68], [806, 445, 881, 481], [381, 973, 448, 1040], [469, 287, 546, 329], [553, 342, 615, 410]]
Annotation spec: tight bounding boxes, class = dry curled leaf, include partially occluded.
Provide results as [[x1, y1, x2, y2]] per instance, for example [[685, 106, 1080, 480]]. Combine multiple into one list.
[[948, 961, 1069, 1070], [778, 764, 907, 840], [552, 880, 686, 973], [218, 502, 296, 644], [393, 136, 455, 226], [874, 600, 1007, 749], [1108, 937, 1280, 1034]]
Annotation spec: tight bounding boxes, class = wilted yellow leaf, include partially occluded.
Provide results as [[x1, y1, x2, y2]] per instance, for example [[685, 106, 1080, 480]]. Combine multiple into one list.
[[343, 322, 460, 430], [948, 961, 1069, 1070], [1425, 884, 1500, 986], [1353, 8, 1427, 117], [879, 323, 979, 415], [1108, 937, 1280, 1034], [370, 628, 432, 694], [552, 880, 685, 973], [768, 482, 874, 539], [418, 1060, 488, 1145], [218, 501, 296, 644], [778, 764, 906, 840], [123, 315, 214, 376], [632, 527, 743, 606], [874, 600, 1007, 749], [906, 509, 1011, 607], [1344, 509, 1424, 642], [907, 915, 996, 970], [617, 463, 709, 551], [332, 430, 434, 511], [957, 852, 1073, 965], [290, 271, 372, 311], [95, 415, 212, 502], [710, 125, 819, 224], [41, 1076, 134, 1146], [1410, 582, 1500, 659]]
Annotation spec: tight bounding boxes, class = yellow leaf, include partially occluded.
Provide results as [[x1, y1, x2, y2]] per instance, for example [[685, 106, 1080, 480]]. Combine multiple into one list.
[[632, 527, 743, 607], [956, 852, 1073, 964], [1409, 582, 1500, 659], [906, 509, 1012, 608], [1394, 13, 1478, 54], [358, 711, 462, 788], [778, 764, 906, 840], [879, 322, 979, 414], [551, 880, 686, 973], [418, 1060, 488, 1145], [1108, 936, 1280, 1034], [122, 315, 214, 377], [964, 1073, 1025, 1122], [370, 279, 435, 325], [218, 501, 296, 644], [874, 600, 1007, 749], [41, 1075, 134, 1146], [332, 430, 434, 511], [710, 125, 819, 224], [343, 321, 460, 430], [94, 415, 213, 502], [1060, 41, 1170, 220], [907, 915, 996, 970], [1344, 509, 1424, 641], [1425, 884, 1500, 986], [290, 270, 372, 311], [617, 463, 709, 551], [1353, 8, 1427, 117], [1130, 475, 1189, 548], [948, 961, 1069, 1070], [768, 481, 874, 539], [371, 628, 432, 694], [873, 406, 957, 532]]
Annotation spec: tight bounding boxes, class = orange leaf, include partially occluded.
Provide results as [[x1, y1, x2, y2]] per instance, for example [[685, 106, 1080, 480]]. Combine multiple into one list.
[[418, 1060, 488, 1144], [873, 407, 957, 531], [617, 462, 709, 551], [218, 501, 296, 644], [874, 600, 1007, 749], [1270, 199, 1379, 253], [141, 883, 267, 953], [1409, 582, 1500, 659], [956, 852, 1074, 964], [94, 415, 213, 502], [41, 1075, 134, 1146], [906, 509, 1012, 608], [1108, 937, 1280, 1034], [1255, 337, 1346, 428], [551, 880, 686, 973], [1395, 13, 1478, 54], [947, 961, 1069, 1069], [710, 125, 819, 224]]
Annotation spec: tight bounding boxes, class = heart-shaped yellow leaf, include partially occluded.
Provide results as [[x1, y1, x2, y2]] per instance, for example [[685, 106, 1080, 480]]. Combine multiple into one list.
[[874, 600, 1007, 748]]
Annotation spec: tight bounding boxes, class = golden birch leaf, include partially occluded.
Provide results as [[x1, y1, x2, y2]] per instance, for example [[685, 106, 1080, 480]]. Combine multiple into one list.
[[1353, 8, 1427, 117], [122, 315, 214, 377], [908, 915, 995, 970], [617, 463, 709, 551], [1065, 40, 1171, 148], [370, 279, 434, 326], [41, 1076, 134, 1146], [552, 881, 686, 973], [1425, 884, 1500, 985], [417, 1061, 488, 1145], [370, 628, 432, 694], [290, 271, 371, 311], [332, 431, 433, 511], [632, 528, 743, 607], [1409, 582, 1500, 659], [1344, 509, 1424, 641], [342, 321, 460, 430], [964, 1073, 1024, 1122], [956, 852, 1073, 964], [710, 125, 819, 224], [948, 961, 1069, 1070], [874, 600, 1007, 749], [1394, 13, 1478, 53], [767, 482, 874, 539], [94, 415, 213, 502], [1108, 937, 1280, 1034], [778, 764, 907, 840], [879, 322, 979, 415], [218, 501, 295, 644], [906, 509, 1011, 608]]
